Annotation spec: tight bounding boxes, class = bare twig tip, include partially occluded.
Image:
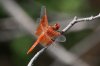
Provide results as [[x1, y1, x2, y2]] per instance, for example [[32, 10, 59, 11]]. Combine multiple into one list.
[[62, 13, 100, 32], [74, 16, 77, 20], [98, 13, 100, 16]]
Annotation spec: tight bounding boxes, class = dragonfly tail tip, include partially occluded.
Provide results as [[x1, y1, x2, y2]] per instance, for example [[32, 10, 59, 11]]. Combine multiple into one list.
[[27, 51, 30, 55]]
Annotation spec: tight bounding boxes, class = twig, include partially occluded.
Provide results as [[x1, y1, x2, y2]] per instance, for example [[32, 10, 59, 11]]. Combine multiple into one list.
[[27, 47, 47, 66], [62, 13, 100, 32]]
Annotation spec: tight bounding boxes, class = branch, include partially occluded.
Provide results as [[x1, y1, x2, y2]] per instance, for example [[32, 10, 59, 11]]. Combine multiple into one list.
[[62, 13, 100, 32], [27, 47, 47, 66]]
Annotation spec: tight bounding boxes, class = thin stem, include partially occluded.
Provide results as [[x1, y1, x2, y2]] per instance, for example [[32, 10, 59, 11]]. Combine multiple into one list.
[[27, 47, 47, 66], [62, 13, 100, 32]]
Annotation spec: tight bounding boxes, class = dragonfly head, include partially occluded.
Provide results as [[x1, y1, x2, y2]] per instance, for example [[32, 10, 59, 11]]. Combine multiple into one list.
[[53, 23, 60, 30]]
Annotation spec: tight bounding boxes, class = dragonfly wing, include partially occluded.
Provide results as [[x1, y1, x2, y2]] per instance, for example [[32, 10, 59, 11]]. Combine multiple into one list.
[[35, 6, 48, 36], [41, 32, 53, 46], [35, 24, 42, 36], [40, 6, 48, 27], [36, 18, 41, 23], [27, 33, 44, 54], [55, 35, 66, 42]]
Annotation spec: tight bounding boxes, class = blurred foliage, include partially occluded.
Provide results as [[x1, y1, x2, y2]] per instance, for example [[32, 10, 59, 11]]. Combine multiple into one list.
[[11, 35, 34, 56], [0, 6, 8, 18], [16, 0, 98, 16], [63, 29, 93, 49], [0, 0, 99, 18], [11, 35, 34, 66], [16, 0, 41, 19], [35, 0, 84, 12]]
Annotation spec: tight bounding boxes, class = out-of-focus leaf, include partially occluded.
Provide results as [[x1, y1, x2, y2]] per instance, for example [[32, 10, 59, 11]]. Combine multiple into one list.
[[62, 29, 93, 49], [0, 6, 8, 18], [11, 35, 34, 56]]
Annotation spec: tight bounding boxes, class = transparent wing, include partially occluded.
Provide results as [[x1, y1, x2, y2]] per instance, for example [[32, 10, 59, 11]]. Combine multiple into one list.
[[40, 6, 45, 18], [40, 24, 53, 46], [35, 6, 48, 36], [40, 6, 48, 28], [36, 6, 48, 24], [36, 18, 41, 23], [55, 35, 66, 42]]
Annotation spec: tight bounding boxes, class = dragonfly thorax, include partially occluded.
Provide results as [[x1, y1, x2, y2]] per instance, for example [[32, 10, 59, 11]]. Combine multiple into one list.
[[46, 26, 60, 38], [52, 23, 60, 30]]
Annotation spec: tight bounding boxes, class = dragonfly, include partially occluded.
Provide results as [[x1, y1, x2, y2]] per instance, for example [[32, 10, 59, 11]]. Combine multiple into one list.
[[27, 6, 66, 54]]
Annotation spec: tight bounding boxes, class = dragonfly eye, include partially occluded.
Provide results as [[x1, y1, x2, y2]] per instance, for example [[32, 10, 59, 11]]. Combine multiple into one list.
[[54, 23, 60, 30]]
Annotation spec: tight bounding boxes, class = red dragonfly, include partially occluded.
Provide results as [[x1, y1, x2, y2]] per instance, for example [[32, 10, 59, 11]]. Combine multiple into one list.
[[27, 6, 66, 54]]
